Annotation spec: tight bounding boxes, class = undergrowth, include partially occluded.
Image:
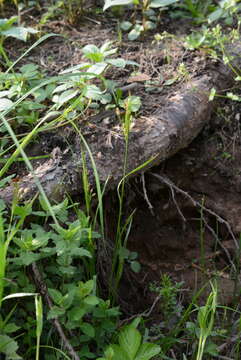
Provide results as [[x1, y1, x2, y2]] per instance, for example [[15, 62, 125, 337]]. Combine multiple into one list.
[[0, 0, 241, 359]]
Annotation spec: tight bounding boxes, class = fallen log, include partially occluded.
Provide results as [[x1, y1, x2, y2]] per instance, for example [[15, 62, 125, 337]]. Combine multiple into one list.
[[1, 43, 241, 203]]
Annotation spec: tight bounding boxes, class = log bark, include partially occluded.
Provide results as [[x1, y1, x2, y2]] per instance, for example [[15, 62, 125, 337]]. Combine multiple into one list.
[[1, 43, 241, 203]]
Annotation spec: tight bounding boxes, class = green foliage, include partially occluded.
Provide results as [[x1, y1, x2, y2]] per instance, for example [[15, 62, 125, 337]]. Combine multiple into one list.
[[40, 0, 88, 25], [104, 0, 178, 40], [0, 195, 120, 359], [172, 0, 241, 24], [0, 17, 38, 42], [150, 274, 184, 326], [0, 16, 38, 67], [98, 320, 161, 360], [0, 39, 135, 159]]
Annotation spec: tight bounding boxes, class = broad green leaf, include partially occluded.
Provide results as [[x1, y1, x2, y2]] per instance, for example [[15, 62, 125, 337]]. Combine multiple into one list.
[[71, 247, 92, 258], [135, 343, 161, 360], [120, 21, 133, 31], [0, 334, 21, 359], [103, 0, 134, 11], [4, 323, 20, 334], [145, 21, 156, 30], [12, 252, 41, 265], [84, 85, 103, 100], [78, 280, 94, 298], [82, 44, 104, 62], [208, 8, 224, 23], [128, 24, 143, 41], [0, 98, 13, 111], [80, 322, 95, 338], [204, 341, 218, 356], [47, 306, 65, 319], [61, 290, 75, 309], [68, 306, 87, 321], [53, 89, 79, 105], [84, 295, 100, 306], [107, 58, 126, 67], [48, 288, 63, 305], [130, 261, 141, 273], [149, 0, 177, 7], [53, 83, 73, 94], [111, 344, 129, 360], [118, 326, 141, 359], [0, 90, 11, 98], [1, 26, 37, 41], [87, 62, 107, 75], [0, 16, 18, 30]]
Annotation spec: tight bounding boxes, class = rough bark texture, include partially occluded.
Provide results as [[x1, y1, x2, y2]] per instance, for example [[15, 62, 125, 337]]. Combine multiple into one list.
[[1, 43, 241, 203]]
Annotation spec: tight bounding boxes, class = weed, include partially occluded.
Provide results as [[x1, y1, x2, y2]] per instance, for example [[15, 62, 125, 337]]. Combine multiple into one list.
[[0, 16, 37, 67], [150, 274, 184, 328], [98, 318, 161, 360], [104, 0, 178, 40]]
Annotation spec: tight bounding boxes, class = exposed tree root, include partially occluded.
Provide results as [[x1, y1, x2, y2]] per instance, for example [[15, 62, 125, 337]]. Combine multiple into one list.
[[1, 43, 241, 203]]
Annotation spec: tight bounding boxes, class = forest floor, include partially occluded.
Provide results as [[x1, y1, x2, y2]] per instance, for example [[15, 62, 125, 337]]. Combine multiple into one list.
[[2, 1, 241, 357]]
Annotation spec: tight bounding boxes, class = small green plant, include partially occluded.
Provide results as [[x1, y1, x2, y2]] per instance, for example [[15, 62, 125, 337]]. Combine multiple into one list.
[[172, 0, 215, 23], [0, 194, 120, 358], [40, 0, 88, 25], [104, 0, 178, 40], [98, 319, 161, 360], [173, 0, 241, 24], [110, 95, 141, 300], [207, 0, 241, 25], [186, 282, 218, 360], [0, 16, 38, 67], [150, 274, 184, 327]]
